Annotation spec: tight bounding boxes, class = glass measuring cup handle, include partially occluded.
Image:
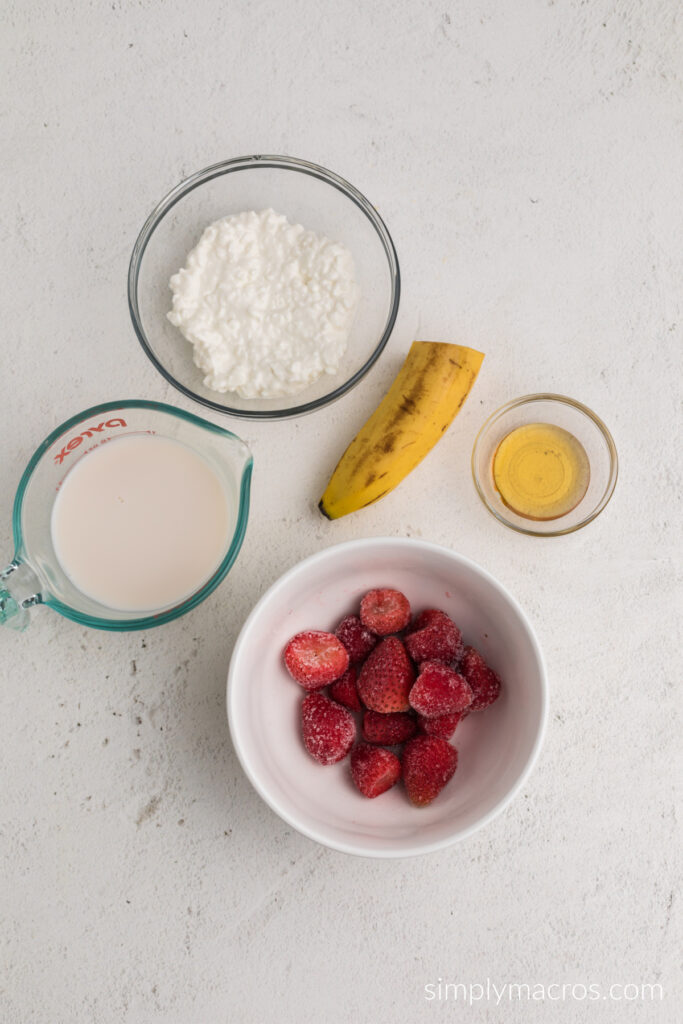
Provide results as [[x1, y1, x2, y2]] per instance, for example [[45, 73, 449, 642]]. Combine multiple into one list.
[[0, 561, 42, 632]]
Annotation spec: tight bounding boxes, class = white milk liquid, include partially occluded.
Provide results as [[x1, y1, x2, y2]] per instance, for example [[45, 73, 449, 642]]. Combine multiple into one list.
[[51, 434, 232, 611]]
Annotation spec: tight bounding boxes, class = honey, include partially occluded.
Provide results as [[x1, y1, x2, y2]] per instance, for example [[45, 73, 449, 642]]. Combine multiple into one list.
[[492, 422, 590, 521]]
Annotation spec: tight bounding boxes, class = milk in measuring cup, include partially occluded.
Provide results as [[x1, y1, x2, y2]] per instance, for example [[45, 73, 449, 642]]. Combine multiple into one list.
[[51, 434, 232, 611]]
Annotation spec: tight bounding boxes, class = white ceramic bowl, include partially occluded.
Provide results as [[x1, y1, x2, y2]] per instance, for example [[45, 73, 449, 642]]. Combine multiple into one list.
[[227, 538, 547, 857]]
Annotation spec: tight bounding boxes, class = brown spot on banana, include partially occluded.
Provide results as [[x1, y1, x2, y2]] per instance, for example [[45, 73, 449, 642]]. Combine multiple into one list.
[[360, 490, 388, 508], [379, 432, 398, 454]]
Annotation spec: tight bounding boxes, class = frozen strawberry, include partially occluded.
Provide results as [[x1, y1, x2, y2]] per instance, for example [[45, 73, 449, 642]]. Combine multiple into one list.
[[409, 661, 473, 718], [362, 710, 417, 745], [460, 646, 502, 711], [357, 637, 415, 712], [407, 608, 449, 633], [404, 609, 464, 665], [284, 630, 350, 690], [418, 711, 464, 740], [359, 588, 411, 636], [402, 735, 458, 806], [350, 743, 401, 798], [301, 692, 356, 765], [328, 665, 362, 712], [335, 615, 378, 663]]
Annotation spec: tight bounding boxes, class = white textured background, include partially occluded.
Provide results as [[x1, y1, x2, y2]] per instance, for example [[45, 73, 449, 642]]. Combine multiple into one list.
[[1, 1, 681, 1022]]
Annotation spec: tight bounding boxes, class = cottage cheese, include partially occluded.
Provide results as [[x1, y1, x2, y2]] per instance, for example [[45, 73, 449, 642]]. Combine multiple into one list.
[[167, 209, 359, 399]]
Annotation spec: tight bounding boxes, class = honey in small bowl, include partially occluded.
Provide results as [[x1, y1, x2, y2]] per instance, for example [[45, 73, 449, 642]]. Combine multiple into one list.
[[492, 422, 590, 521]]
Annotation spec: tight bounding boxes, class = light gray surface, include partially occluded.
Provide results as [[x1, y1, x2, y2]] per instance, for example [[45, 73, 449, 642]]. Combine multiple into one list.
[[1, 1, 681, 1022]]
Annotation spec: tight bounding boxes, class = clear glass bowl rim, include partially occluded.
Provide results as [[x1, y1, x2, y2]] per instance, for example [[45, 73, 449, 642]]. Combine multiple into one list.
[[12, 399, 253, 630], [127, 154, 401, 420], [471, 393, 618, 537]]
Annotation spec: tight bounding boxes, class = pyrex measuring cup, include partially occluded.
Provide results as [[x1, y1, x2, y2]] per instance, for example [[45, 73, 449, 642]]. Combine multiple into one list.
[[1, 400, 252, 632]]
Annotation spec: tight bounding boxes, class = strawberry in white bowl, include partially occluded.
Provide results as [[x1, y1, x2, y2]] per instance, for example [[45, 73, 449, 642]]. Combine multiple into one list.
[[227, 538, 547, 858]]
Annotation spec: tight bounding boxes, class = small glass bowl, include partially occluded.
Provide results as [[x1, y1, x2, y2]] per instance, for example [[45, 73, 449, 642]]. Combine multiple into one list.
[[472, 394, 618, 536], [128, 155, 400, 420]]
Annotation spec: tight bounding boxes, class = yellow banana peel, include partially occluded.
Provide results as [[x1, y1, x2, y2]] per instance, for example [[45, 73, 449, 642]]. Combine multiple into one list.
[[319, 341, 484, 519]]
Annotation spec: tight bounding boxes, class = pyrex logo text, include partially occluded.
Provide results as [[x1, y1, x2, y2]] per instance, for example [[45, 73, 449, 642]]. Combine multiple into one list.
[[54, 418, 127, 464]]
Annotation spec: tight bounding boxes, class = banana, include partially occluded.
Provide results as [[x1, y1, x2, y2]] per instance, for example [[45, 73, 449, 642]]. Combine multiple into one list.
[[319, 341, 484, 519]]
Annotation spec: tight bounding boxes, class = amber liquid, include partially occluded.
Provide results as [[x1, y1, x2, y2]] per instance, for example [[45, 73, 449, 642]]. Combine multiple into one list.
[[492, 423, 590, 521]]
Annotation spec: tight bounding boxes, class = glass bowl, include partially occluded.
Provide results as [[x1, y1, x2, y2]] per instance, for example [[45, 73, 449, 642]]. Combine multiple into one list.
[[128, 155, 400, 419], [472, 394, 618, 537]]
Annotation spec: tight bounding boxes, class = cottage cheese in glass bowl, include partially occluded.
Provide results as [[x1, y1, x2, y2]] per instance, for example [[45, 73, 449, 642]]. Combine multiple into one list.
[[128, 156, 400, 420], [167, 208, 359, 400]]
